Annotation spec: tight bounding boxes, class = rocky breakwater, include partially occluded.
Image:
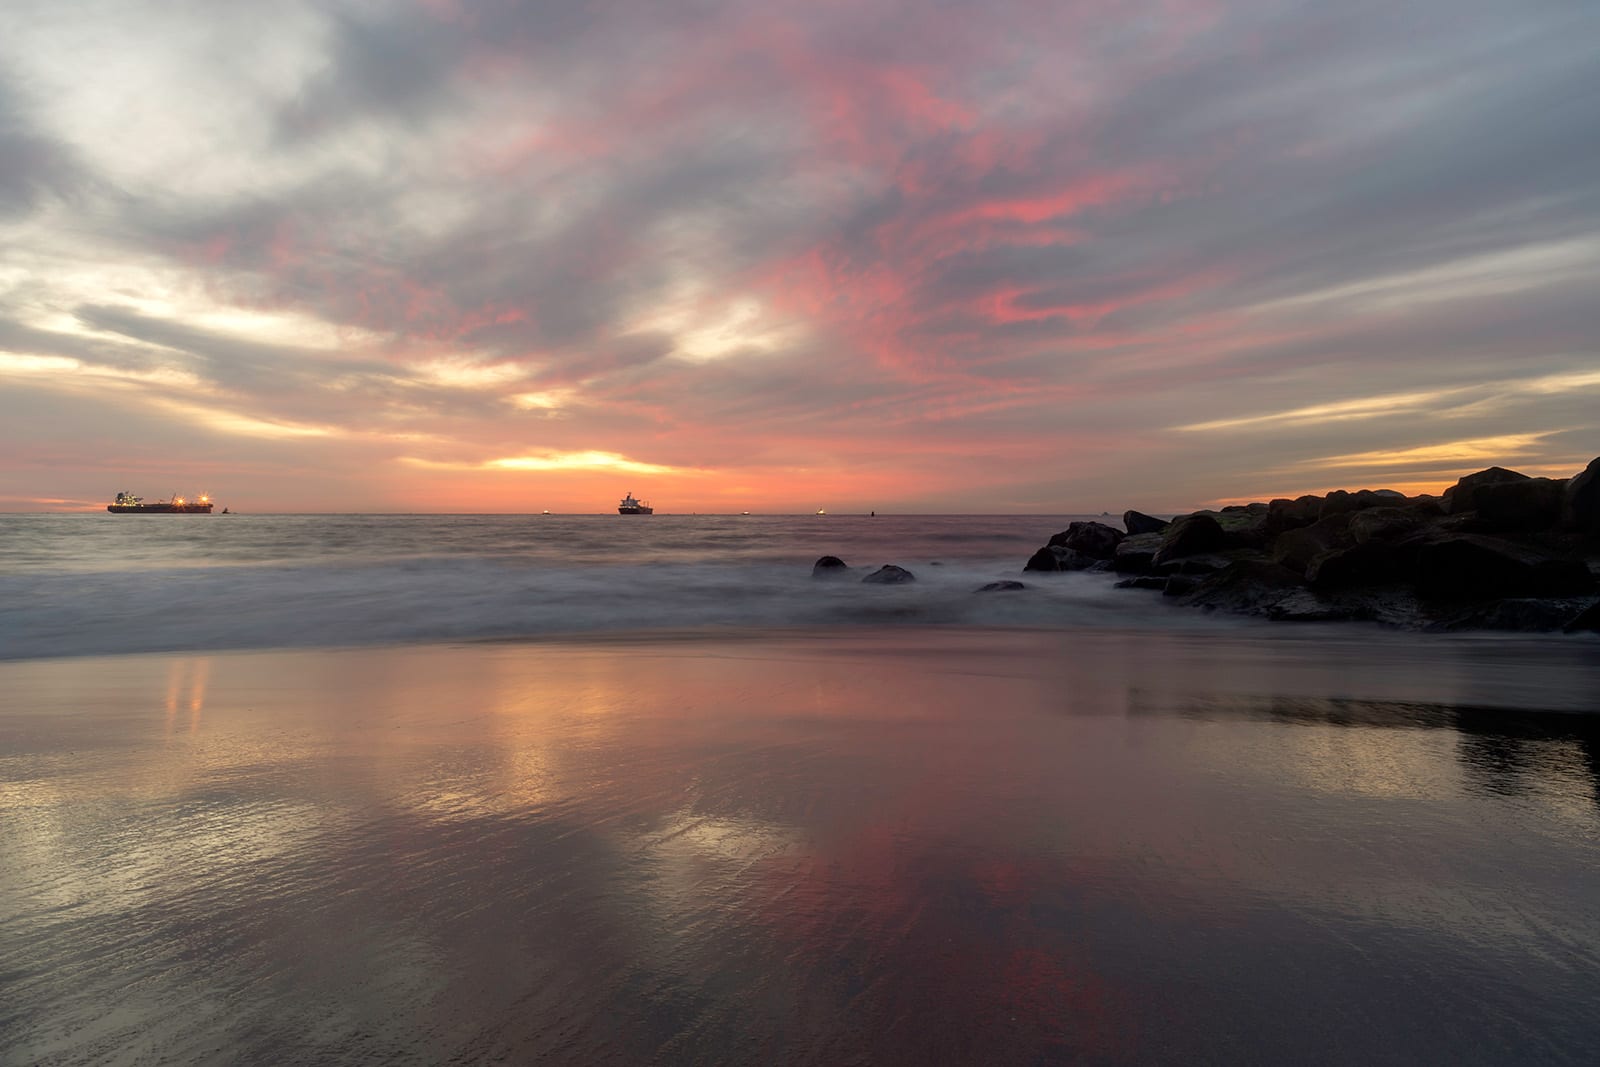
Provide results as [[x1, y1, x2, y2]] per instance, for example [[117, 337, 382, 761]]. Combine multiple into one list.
[[1022, 458, 1600, 632]]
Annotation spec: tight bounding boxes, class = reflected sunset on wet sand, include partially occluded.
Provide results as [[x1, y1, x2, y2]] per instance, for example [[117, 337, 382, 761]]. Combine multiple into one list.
[[4, 629, 1599, 1064]]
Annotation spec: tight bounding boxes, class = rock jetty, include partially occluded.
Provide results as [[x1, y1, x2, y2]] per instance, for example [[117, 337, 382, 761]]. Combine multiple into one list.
[[1022, 457, 1600, 632]]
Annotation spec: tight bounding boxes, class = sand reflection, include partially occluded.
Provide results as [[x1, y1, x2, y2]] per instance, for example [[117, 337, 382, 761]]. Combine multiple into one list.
[[4, 632, 1600, 1065]]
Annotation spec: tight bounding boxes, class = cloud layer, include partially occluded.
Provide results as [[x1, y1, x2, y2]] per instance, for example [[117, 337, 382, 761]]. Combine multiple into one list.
[[3, 0, 1597, 511]]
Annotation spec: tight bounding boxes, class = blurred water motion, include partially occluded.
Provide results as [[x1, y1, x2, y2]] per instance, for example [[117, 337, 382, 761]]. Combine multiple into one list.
[[2, 629, 1599, 1065]]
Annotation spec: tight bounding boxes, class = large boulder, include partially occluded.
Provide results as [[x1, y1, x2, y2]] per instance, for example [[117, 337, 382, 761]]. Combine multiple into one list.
[[1271, 513, 1354, 575], [1407, 495, 1446, 518], [1152, 513, 1229, 567], [1122, 510, 1170, 535], [1349, 489, 1393, 511], [861, 564, 916, 584], [1179, 561, 1311, 616], [1211, 507, 1274, 547], [1306, 541, 1409, 590], [1473, 477, 1566, 530], [1023, 545, 1100, 572], [1319, 490, 1358, 520], [1348, 507, 1425, 544], [812, 555, 851, 578], [1112, 532, 1164, 573], [1046, 520, 1125, 559], [1413, 535, 1595, 600], [1266, 495, 1321, 533], [1565, 457, 1600, 535], [1443, 466, 1529, 514]]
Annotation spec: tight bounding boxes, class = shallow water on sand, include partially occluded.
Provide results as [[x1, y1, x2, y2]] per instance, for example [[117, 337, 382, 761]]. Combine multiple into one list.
[[3, 628, 1600, 1064]]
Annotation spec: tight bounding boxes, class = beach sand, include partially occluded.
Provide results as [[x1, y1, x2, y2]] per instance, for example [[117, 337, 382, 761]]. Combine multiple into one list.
[[4, 628, 1600, 1064]]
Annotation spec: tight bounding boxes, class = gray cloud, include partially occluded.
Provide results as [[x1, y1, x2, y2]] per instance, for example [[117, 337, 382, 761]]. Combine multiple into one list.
[[0, 74, 81, 218], [275, 10, 463, 142], [3, 0, 1598, 509]]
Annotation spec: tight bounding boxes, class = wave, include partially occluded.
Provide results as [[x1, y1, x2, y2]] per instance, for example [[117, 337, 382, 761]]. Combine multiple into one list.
[[0, 556, 1219, 661]]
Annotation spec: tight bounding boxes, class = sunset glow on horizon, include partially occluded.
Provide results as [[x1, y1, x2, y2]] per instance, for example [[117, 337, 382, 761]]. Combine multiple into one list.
[[2, 0, 1597, 514]]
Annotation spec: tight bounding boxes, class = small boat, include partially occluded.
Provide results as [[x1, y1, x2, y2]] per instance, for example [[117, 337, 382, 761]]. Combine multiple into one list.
[[816, 508, 826, 515], [618, 492, 654, 515], [107, 491, 214, 514], [542, 509, 551, 515]]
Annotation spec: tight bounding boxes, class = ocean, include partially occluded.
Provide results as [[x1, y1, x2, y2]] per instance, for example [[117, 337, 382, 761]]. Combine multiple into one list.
[[0, 512, 1197, 661], [4, 513, 1600, 1064]]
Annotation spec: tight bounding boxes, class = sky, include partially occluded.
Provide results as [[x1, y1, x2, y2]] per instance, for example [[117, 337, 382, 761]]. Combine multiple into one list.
[[1, 0, 1597, 514]]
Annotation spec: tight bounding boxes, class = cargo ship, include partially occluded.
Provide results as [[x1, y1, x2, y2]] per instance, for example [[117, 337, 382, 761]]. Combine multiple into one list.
[[618, 491, 653, 515], [107, 491, 214, 514]]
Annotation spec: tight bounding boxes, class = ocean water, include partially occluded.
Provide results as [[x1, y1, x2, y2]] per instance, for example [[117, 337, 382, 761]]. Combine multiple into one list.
[[0, 513, 1198, 661]]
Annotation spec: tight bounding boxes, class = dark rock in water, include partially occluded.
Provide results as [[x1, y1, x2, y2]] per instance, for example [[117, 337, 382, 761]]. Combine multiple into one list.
[[1319, 490, 1358, 519], [1024, 545, 1101, 572], [975, 580, 1027, 592], [1265, 591, 1353, 622], [1348, 507, 1425, 545], [1408, 495, 1444, 517], [1210, 508, 1274, 548], [1169, 553, 1247, 576], [1314, 489, 1393, 519], [1414, 535, 1595, 600], [1023, 546, 1055, 571], [1433, 597, 1600, 633], [1024, 454, 1600, 631], [1307, 541, 1408, 590], [1473, 477, 1565, 530], [1443, 466, 1529, 514], [1162, 574, 1201, 597], [1266, 495, 1321, 533], [1152, 514, 1229, 566], [1350, 489, 1390, 511], [861, 564, 916, 584], [1271, 513, 1353, 575], [1565, 457, 1600, 535], [1113, 533, 1164, 573], [1123, 510, 1170, 535], [1046, 520, 1125, 559], [1564, 599, 1600, 633], [812, 555, 852, 578], [1179, 560, 1309, 614]]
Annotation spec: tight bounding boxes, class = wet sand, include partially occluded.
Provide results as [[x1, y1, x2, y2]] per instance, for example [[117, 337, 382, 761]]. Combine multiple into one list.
[[4, 628, 1600, 1064]]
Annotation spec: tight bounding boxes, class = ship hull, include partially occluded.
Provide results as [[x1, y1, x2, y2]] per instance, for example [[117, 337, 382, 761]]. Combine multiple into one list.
[[617, 506, 653, 515], [107, 504, 213, 514]]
